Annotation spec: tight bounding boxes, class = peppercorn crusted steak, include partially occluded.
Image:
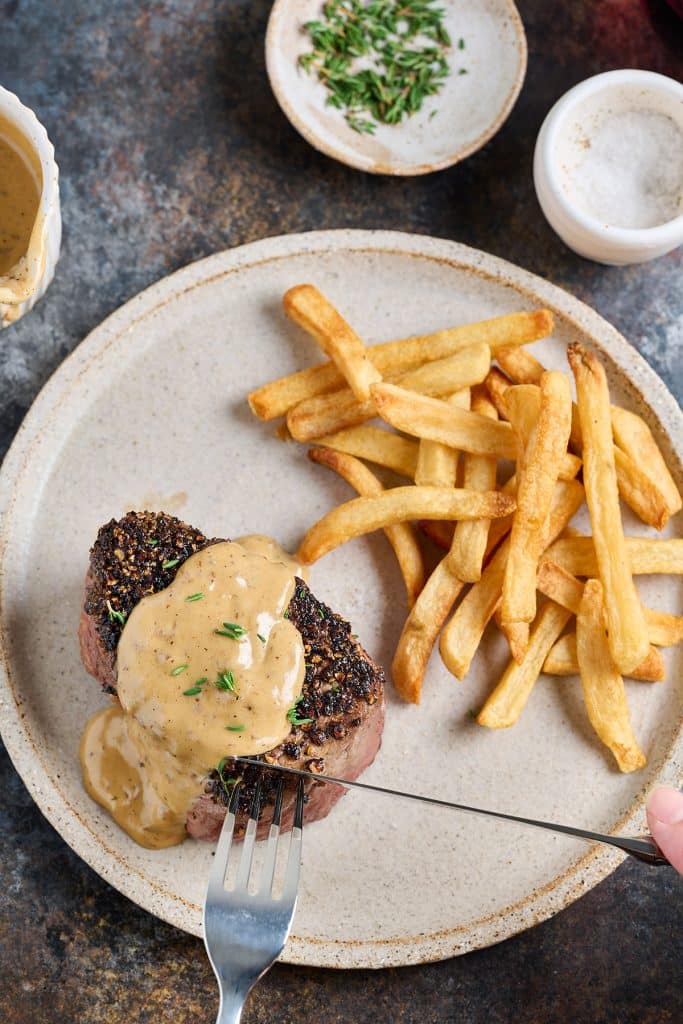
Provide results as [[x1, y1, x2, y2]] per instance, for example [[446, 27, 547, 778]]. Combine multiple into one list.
[[79, 511, 385, 841]]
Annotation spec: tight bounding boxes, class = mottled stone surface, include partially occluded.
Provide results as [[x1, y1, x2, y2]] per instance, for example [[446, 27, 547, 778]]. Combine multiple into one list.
[[1, 0, 682, 1020]]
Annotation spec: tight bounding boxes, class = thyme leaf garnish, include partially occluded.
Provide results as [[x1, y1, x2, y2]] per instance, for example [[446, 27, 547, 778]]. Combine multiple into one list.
[[215, 622, 247, 639], [162, 558, 180, 569], [299, 1, 457, 134], [186, 592, 204, 602], [225, 724, 245, 732], [183, 677, 208, 696], [214, 670, 237, 693], [106, 600, 126, 626], [287, 695, 313, 727], [171, 664, 188, 676]]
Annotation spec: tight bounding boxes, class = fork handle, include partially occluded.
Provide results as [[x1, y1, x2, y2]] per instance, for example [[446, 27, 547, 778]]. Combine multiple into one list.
[[216, 985, 250, 1024]]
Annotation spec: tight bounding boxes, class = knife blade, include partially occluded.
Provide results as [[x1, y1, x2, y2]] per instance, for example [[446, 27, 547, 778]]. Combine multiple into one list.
[[233, 756, 668, 866]]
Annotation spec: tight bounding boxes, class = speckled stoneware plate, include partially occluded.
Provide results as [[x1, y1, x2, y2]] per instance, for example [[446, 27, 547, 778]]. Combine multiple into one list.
[[0, 231, 681, 969], [266, 0, 527, 174]]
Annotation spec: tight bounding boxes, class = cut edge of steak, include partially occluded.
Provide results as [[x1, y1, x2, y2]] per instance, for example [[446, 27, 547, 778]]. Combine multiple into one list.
[[80, 511, 385, 842]]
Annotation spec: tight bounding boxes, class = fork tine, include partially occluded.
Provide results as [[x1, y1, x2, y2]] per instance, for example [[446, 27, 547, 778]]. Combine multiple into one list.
[[233, 779, 262, 892], [206, 782, 241, 900], [260, 778, 285, 895], [281, 778, 305, 902]]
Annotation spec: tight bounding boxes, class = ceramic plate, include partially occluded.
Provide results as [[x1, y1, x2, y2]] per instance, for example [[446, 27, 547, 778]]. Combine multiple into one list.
[[0, 231, 681, 969], [266, 0, 527, 174]]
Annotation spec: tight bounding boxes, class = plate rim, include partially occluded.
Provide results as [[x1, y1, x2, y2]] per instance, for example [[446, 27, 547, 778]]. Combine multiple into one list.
[[0, 228, 681, 969], [264, 0, 528, 175]]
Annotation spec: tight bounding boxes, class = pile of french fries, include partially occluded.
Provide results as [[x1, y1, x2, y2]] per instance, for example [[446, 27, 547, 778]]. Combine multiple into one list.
[[248, 284, 683, 773]]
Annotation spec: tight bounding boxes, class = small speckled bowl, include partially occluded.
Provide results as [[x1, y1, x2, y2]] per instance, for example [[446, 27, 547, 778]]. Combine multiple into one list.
[[0, 86, 61, 327], [533, 70, 683, 265], [266, 0, 527, 175]]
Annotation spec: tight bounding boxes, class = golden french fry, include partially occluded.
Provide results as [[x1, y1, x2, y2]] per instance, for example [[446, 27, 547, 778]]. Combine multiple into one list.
[[614, 447, 673, 531], [414, 389, 470, 487], [392, 560, 465, 704], [575, 579, 647, 772], [316, 425, 419, 478], [448, 393, 498, 581], [499, 349, 675, 528], [419, 473, 519, 554], [568, 343, 650, 675], [483, 366, 513, 419], [439, 478, 584, 679], [496, 345, 544, 384], [287, 345, 490, 442], [611, 405, 682, 522], [537, 559, 683, 646], [298, 486, 516, 564], [373, 382, 580, 478], [283, 285, 381, 402], [543, 633, 665, 682], [501, 372, 573, 657], [308, 448, 425, 607], [642, 608, 683, 647], [477, 601, 573, 728], [372, 382, 518, 458], [249, 310, 555, 420], [543, 536, 683, 576]]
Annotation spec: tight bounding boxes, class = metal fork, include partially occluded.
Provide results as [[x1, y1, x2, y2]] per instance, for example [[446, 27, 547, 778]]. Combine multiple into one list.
[[203, 776, 305, 1024]]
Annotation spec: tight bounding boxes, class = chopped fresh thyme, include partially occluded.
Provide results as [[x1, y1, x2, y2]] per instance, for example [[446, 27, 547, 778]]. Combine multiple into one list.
[[148, 539, 159, 548], [215, 669, 237, 693], [184, 676, 208, 696], [186, 592, 204, 602], [299, 1, 456, 134], [106, 600, 126, 626], [287, 695, 313, 727], [257, 633, 266, 643], [162, 558, 180, 569], [318, 607, 325, 620], [225, 724, 245, 732], [216, 757, 239, 797], [171, 664, 188, 676], [215, 621, 247, 639]]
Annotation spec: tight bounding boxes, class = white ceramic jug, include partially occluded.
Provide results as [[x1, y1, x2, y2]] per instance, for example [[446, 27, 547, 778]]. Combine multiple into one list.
[[0, 86, 61, 327]]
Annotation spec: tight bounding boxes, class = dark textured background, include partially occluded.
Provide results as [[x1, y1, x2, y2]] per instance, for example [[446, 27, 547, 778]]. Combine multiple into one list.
[[1, 1, 682, 1021]]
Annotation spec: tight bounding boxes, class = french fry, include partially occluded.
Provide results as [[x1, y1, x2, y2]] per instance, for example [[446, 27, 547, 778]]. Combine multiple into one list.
[[543, 536, 683, 576], [373, 382, 518, 458], [496, 345, 544, 384], [543, 633, 665, 682], [483, 366, 513, 419], [392, 560, 465, 704], [477, 601, 573, 728], [614, 447, 673, 532], [611, 405, 682, 522], [288, 345, 490, 442], [448, 392, 499, 581], [420, 473, 519, 553], [373, 382, 581, 478], [568, 343, 650, 675], [499, 350, 677, 528], [249, 310, 555, 420], [537, 559, 683, 646], [575, 579, 647, 772], [439, 478, 584, 679], [283, 285, 381, 402], [501, 372, 573, 659], [316, 425, 419, 478], [414, 389, 470, 487], [308, 448, 425, 607], [298, 486, 516, 564]]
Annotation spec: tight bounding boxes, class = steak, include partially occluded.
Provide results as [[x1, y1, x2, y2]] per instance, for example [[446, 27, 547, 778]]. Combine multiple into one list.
[[79, 511, 385, 841]]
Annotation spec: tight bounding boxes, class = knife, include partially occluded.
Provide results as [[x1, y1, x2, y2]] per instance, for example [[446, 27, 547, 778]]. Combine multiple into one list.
[[234, 756, 669, 867]]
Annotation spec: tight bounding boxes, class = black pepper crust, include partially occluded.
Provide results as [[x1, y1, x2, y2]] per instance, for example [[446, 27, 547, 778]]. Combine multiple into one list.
[[84, 511, 210, 653]]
